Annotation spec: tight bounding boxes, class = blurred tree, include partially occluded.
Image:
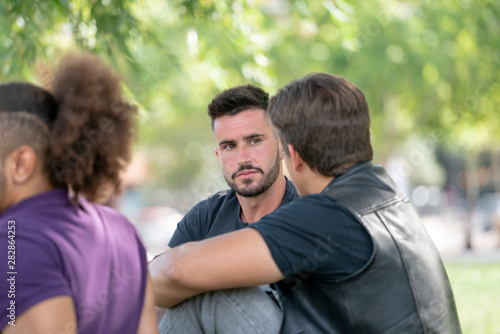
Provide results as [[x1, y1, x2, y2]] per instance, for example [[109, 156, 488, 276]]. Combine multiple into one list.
[[1, 0, 499, 230]]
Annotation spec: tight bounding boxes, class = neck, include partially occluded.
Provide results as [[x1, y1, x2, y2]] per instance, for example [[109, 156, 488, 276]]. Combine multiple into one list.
[[296, 168, 335, 196], [237, 174, 287, 224], [307, 163, 357, 194], [9, 176, 54, 210], [308, 174, 335, 194]]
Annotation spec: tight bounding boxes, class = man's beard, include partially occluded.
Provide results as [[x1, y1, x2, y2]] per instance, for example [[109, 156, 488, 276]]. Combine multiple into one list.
[[224, 152, 281, 198]]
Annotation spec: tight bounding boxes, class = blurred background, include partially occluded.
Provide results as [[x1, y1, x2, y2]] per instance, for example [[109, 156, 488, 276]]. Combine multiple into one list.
[[1, 0, 499, 332]]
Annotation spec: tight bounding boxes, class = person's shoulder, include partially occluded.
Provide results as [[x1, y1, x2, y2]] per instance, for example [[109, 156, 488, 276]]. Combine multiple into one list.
[[87, 199, 127, 218], [0, 189, 67, 228], [208, 188, 234, 201], [294, 194, 363, 223], [81, 198, 137, 231], [181, 188, 235, 218], [0, 204, 52, 235], [204, 188, 237, 208], [0, 209, 32, 225], [298, 193, 347, 206], [82, 200, 146, 252], [0, 204, 59, 257], [279, 193, 350, 214]]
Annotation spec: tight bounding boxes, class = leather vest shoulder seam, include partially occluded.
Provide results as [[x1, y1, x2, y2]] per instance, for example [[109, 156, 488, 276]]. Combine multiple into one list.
[[358, 196, 409, 216]]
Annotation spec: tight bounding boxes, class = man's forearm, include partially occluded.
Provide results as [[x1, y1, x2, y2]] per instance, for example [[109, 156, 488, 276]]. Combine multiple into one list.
[[148, 244, 204, 308], [149, 229, 284, 308]]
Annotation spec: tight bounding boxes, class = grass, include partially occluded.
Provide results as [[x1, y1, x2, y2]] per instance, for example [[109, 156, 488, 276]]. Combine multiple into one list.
[[445, 262, 500, 334]]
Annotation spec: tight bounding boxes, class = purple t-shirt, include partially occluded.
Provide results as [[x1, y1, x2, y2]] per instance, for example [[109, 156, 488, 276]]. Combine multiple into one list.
[[0, 189, 148, 333]]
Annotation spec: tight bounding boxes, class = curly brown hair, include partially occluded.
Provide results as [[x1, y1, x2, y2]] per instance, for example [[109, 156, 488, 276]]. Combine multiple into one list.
[[0, 53, 137, 202]]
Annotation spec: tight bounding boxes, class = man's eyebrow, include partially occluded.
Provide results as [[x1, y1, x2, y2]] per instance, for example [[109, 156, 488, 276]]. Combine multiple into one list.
[[218, 139, 235, 146], [243, 133, 264, 140], [218, 134, 264, 146]]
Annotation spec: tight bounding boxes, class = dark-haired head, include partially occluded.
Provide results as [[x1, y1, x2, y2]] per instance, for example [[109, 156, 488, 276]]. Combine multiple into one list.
[[269, 73, 373, 177], [0, 83, 58, 126], [0, 82, 55, 161], [207, 84, 269, 130], [0, 53, 137, 202]]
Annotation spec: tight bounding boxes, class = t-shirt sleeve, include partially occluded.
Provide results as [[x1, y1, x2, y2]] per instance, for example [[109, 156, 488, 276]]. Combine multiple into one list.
[[249, 195, 373, 281], [0, 226, 71, 329], [168, 199, 210, 248]]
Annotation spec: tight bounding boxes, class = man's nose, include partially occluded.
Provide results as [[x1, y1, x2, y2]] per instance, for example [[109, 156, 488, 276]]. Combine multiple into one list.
[[237, 146, 251, 165]]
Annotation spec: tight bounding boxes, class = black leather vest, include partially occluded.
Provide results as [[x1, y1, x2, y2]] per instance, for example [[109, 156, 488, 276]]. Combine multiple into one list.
[[276, 162, 461, 333]]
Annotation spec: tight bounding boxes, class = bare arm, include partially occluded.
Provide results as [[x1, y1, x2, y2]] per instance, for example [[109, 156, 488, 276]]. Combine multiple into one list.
[[149, 228, 284, 308], [3, 296, 76, 334], [148, 246, 171, 263], [137, 273, 159, 334]]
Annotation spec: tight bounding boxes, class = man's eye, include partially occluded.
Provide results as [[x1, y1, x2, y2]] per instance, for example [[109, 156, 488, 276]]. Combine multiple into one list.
[[250, 138, 261, 144], [224, 144, 235, 150]]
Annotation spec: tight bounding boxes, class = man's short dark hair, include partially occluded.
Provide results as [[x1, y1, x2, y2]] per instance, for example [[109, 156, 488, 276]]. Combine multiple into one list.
[[269, 73, 373, 177], [208, 84, 269, 130], [0, 82, 59, 126]]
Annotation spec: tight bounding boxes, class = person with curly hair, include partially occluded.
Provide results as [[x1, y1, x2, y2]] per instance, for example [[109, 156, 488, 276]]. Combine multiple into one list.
[[0, 53, 158, 334]]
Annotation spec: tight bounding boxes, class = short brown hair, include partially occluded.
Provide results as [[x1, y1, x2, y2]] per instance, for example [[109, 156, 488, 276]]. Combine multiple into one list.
[[269, 73, 373, 177], [0, 111, 50, 163], [207, 84, 269, 130]]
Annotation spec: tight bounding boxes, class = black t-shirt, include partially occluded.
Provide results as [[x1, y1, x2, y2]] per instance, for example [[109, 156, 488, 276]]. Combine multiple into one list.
[[250, 194, 373, 281], [168, 177, 299, 247]]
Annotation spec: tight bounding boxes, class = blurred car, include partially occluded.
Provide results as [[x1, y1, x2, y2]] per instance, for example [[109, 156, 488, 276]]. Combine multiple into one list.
[[474, 192, 500, 233]]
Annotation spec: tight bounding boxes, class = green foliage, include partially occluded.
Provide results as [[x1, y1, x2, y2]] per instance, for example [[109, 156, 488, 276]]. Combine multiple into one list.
[[1, 0, 499, 206]]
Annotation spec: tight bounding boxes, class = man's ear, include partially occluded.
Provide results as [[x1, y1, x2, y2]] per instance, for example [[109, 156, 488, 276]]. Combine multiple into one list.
[[214, 148, 220, 159], [287, 144, 304, 172], [7, 145, 38, 184], [277, 138, 284, 160]]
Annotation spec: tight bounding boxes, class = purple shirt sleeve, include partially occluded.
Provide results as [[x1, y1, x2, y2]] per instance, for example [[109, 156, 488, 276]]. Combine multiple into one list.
[[1, 222, 71, 329]]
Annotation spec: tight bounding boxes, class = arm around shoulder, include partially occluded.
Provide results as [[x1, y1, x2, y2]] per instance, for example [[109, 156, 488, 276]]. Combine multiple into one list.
[[169, 197, 216, 248]]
